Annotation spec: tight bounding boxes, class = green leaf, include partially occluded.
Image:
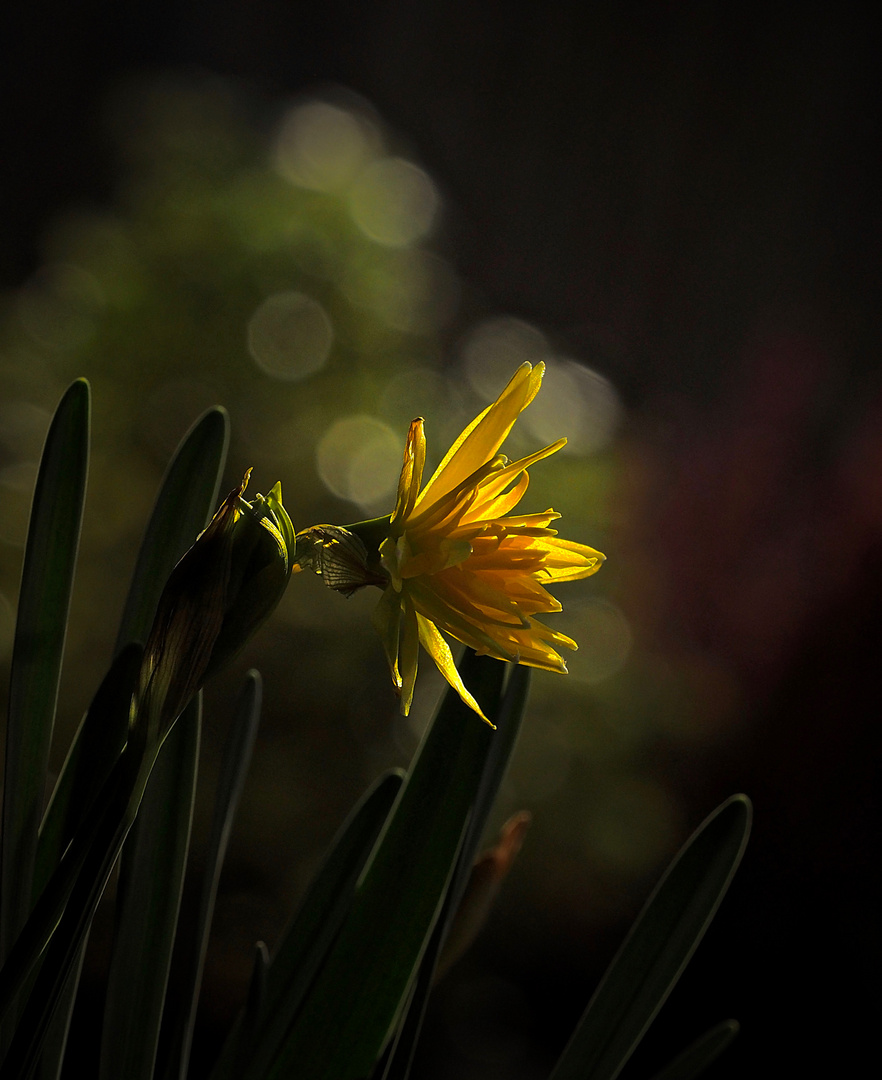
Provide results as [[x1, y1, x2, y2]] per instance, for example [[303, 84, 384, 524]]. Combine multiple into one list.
[[1, 401, 228, 1078], [0, 734, 148, 1079], [160, 671, 263, 1080], [98, 694, 202, 1080], [266, 652, 512, 1080], [31, 643, 142, 1080], [115, 405, 229, 654], [7, 403, 227, 1073], [34, 944, 88, 1080], [210, 769, 404, 1080], [381, 664, 531, 1080], [34, 643, 142, 903], [1, 379, 90, 968], [650, 1020, 740, 1080], [550, 794, 752, 1080]]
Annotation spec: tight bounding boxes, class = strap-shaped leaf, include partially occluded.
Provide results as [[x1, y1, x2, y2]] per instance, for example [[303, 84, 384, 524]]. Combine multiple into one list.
[[31, 643, 142, 1080], [115, 405, 229, 654], [1, 379, 90, 967], [265, 652, 510, 1080], [25, 407, 227, 1077], [36, 406, 228, 902], [34, 940, 88, 1080], [34, 643, 142, 903], [99, 694, 202, 1080], [160, 671, 263, 1080], [650, 1019, 740, 1080], [0, 731, 148, 1079], [381, 664, 531, 1080], [210, 769, 404, 1080], [550, 794, 752, 1080]]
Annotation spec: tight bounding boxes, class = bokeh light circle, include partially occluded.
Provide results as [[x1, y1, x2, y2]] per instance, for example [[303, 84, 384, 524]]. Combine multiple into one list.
[[247, 291, 333, 380], [566, 599, 633, 684], [341, 250, 458, 334], [521, 357, 621, 455], [348, 158, 439, 247], [461, 316, 549, 401], [274, 101, 374, 191], [316, 415, 402, 509]]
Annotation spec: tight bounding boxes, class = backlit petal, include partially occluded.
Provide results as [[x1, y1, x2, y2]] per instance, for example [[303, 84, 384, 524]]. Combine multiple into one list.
[[416, 613, 492, 725], [391, 418, 426, 529], [399, 598, 420, 715], [371, 586, 403, 689], [415, 363, 544, 509]]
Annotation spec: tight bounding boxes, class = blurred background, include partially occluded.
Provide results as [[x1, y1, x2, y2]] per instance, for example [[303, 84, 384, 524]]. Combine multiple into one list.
[[1, 3, 879, 1077]]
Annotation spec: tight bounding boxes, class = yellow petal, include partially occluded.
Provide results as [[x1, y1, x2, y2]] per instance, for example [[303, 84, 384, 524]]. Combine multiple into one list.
[[462, 438, 566, 523], [416, 612, 494, 726], [430, 567, 531, 628], [399, 598, 420, 715], [407, 578, 519, 661], [414, 363, 544, 510], [539, 540, 606, 581], [391, 418, 426, 528], [371, 586, 403, 689], [399, 537, 472, 579]]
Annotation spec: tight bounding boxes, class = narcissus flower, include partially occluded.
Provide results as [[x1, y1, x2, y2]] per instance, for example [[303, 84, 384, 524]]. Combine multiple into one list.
[[139, 471, 294, 742], [299, 362, 604, 723]]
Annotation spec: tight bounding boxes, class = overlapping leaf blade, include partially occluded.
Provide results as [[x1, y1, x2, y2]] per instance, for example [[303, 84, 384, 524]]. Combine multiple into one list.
[[34, 643, 142, 905], [96, 406, 230, 1079], [99, 695, 202, 1080], [210, 769, 405, 1080], [381, 664, 531, 1080], [0, 729, 148, 1079], [1, 403, 230, 1078], [1, 379, 90, 971], [161, 671, 264, 1080], [33, 405, 227, 905], [550, 794, 752, 1080], [265, 652, 513, 1080], [115, 406, 229, 653], [650, 1019, 740, 1080]]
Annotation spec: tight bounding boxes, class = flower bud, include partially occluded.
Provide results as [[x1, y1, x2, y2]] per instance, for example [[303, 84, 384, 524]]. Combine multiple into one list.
[[138, 471, 294, 742]]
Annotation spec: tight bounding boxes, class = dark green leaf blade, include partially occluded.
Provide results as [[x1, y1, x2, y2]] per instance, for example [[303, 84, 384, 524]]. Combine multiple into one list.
[[34, 942, 88, 1080], [34, 642, 142, 903], [161, 671, 263, 1080], [550, 794, 752, 1080], [650, 1020, 740, 1080], [98, 695, 202, 1080], [115, 405, 229, 654], [32, 643, 142, 1080], [25, 406, 226, 1074], [381, 664, 531, 1080], [210, 769, 404, 1080], [266, 652, 510, 1080], [1, 378, 90, 967], [0, 734, 147, 1079]]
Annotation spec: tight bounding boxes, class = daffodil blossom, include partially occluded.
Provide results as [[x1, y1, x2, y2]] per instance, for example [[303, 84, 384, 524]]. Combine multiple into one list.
[[364, 361, 604, 723]]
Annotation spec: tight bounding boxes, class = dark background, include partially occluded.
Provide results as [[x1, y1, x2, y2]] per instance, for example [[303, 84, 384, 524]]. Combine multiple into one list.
[[2, 3, 880, 1077]]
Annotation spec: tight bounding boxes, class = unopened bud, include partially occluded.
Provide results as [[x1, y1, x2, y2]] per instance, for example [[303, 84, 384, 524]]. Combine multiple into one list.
[[138, 471, 294, 742]]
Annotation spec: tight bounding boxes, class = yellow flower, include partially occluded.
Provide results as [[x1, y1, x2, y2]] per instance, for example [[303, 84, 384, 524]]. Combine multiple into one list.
[[365, 362, 604, 723]]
